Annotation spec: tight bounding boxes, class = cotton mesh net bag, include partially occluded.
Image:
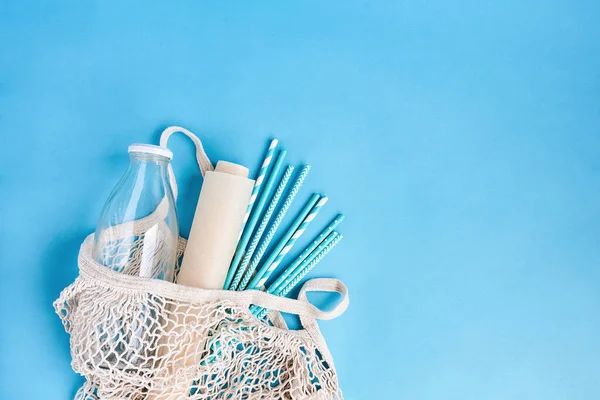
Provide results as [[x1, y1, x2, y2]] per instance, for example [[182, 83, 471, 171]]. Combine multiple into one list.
[[54, 126, 349, 400]]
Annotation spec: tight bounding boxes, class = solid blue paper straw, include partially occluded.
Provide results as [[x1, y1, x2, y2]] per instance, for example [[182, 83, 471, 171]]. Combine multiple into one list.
[[224, 149, 287, 289], [229, 165, 294, 291], [223, 139, 277, 289]]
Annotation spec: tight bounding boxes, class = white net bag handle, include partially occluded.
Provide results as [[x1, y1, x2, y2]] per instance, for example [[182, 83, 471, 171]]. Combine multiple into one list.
[[248, 278, 349, 322], [296, 278, 349, 368], [159, 125, 214, 200]]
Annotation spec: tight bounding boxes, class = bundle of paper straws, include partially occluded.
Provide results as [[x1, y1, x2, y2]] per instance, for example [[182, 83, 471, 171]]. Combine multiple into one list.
[[223, 139, 344, 319]]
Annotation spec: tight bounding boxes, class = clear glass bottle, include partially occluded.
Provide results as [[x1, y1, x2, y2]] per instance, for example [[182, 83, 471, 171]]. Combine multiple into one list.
[[93, 144, 179, 281]]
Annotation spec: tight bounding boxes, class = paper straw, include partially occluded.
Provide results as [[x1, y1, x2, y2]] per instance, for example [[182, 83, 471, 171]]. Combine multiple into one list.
[[241, 139, 277, 236], [248, 194, 326, 290], [267, 215, 344, 295], [249, 231, 339, 316], [224, 149, 287, 289], [223, 139, 277, 289], [238, 165, 311, 290], [254, 233, 343, 319], [272, 230, 338, 295], [252, 195, 328, 289], [229, 165, 294, 291]]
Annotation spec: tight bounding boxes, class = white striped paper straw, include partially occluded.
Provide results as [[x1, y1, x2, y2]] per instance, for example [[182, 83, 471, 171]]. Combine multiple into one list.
[[254, 233, 343, 319], [238, 165, 311, 290], [225, 150, 287, 290], [223, 139, 278, 289], [229, 165, 294, 291], [248, 194, 328, 290], [267, 215, 344, 295], [241, 139, 277, 234]]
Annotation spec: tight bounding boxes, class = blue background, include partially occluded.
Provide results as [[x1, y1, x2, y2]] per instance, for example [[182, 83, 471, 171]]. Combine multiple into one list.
[[1, 1, 599, 399]]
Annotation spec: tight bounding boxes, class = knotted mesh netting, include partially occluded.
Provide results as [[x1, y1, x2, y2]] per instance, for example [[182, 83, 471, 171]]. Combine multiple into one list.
[[54, 235, 346, 399]]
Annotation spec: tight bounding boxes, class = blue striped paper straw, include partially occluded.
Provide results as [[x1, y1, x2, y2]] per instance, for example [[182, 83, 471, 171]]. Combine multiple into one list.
[[223, 139, 278, 289], [254, 233, 343, 319], [238, 165, 311, 290], [248, 194, 327, 290], [229, 165, 295, 291], [225, 150, 287, 290], [267, 215, 344, 295]]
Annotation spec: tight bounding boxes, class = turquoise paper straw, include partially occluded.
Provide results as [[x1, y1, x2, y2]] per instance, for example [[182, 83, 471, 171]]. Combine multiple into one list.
[[225, 149, 287, 290], [271, 230, 338, 295], [229, 165, 294, 291], [267, 215, 344, 295], [249, 231, 338, 315], [254, 233, 343, 319], [223, 139, 277, 289], [238, 165, 311, 290], [240, 139, 277, 236], [250, 195, 328, 290], [247, 193, 323, 290]]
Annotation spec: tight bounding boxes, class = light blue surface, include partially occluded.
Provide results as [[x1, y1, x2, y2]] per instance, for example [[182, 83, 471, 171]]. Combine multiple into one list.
[[1, 1, 599, 399]]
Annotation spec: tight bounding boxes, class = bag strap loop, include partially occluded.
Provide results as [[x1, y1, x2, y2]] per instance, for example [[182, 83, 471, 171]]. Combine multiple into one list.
[[297, 278, 349, 320], [293, 278, 349, 369], [159, 126, 214, 200]]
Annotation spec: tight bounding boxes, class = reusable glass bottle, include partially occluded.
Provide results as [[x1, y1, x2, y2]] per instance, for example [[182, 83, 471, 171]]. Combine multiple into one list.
[[92, 144, 179, 282]]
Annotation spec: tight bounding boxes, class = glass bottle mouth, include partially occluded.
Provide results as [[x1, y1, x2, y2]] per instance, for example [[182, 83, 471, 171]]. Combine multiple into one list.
[[128, 144, 173, 160]]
